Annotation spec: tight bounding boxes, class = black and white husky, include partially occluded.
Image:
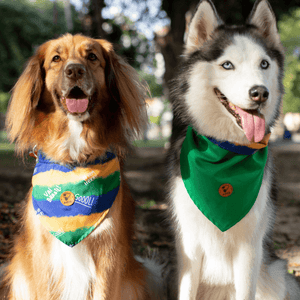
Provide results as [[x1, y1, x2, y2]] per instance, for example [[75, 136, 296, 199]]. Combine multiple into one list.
[[167, 0, 300, 299]]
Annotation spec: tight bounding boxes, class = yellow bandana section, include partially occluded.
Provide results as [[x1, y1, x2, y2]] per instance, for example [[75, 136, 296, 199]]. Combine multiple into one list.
[[235, 133, 271, 149], [39, 209, 110, 232], [32, 158, 120, 186]]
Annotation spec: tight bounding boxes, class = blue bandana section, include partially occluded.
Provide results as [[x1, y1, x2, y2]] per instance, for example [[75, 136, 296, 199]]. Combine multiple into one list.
[[206, 137, 258, 155], [33, 152, 117, 175]]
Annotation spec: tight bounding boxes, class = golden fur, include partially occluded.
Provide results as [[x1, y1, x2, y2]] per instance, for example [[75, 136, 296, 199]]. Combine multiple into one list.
[[1, 34, 153, 300]]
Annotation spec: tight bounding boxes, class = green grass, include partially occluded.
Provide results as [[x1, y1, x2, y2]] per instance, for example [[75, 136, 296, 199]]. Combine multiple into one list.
[[0, 130, 8, 142], [138, 199, 157, 209], [0, 141, 14, 151], [0, 130, 16, 167], [132, 138, 169, 148], [0, 143, 14, 151], [0, 148, 17, 167], [0, 131, 14, 151], [1, 131, 169, 150], [0, 131, 169, 168], [273, 241, 287, 250]]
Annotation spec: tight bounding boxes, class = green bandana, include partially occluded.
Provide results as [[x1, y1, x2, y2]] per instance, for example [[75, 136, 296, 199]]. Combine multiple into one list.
[[180, 126, 268, 232]]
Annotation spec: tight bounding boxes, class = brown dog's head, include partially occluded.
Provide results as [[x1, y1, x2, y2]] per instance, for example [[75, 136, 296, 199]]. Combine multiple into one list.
[[6, 34, 147, 162]]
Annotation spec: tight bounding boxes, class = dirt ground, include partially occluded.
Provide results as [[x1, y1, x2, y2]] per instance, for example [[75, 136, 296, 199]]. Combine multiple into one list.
[[128, 143, 300, 267], [0, 141, 300, 294]]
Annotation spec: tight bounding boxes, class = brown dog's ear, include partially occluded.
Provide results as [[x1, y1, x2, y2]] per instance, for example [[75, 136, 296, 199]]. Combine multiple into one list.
[[98, 40, 148, 138], [6, 42, 47, 154]]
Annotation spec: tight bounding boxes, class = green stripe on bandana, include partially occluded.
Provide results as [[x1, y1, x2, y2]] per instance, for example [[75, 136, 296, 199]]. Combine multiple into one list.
[[180, 126, 268, 232], [50, 225, 97, 246], [32, 172, 120, 201]]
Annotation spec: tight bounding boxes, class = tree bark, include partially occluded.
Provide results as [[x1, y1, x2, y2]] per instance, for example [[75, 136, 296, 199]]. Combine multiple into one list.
[[155, 1, 196, 93], [91, 0, 106, 38], [63, 0, 73, 32]]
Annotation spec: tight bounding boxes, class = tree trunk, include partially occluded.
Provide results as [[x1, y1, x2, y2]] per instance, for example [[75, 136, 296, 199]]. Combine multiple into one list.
[[155, 1, 196, 93], [63, 0, 73, 32], [91, 0, 106, 38]]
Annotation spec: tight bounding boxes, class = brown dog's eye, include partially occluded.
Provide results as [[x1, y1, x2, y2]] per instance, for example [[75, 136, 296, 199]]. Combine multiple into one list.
[[87, 53, 97, 61], [52, 55, 61, 62]]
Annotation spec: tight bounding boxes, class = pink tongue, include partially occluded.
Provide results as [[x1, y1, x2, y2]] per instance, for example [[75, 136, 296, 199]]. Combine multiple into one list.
[[235, 107, 265, 142], [65, 98, 89, 113]]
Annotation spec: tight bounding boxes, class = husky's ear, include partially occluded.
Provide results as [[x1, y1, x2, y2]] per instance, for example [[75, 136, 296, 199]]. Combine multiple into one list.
[[185, 0, 223, 55], [247, 0, 281, 47]]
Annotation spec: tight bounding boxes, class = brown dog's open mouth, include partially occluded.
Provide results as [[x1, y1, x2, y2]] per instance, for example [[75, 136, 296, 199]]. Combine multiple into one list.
[[61, 86, 90, 114], [214, 88, 266, 143]]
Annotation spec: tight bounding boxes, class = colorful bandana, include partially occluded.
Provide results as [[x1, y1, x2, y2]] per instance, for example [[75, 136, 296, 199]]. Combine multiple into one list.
[[180, 126, 268, 232], [32, 152, 120, 247]]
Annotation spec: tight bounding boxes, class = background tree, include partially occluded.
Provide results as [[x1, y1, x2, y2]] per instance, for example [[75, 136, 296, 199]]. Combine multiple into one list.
[[0, 0, 81, 93], [279, 7, 300, 113], [86, 1, 155, 71]]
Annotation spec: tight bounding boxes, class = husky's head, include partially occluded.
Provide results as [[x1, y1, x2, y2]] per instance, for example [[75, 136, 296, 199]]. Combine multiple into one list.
[[174, 0, 284, 144]]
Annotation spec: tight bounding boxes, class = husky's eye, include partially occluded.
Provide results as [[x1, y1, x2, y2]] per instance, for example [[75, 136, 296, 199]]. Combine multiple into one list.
[[261, 60, 269, 69], [222, 61, 234, 70]]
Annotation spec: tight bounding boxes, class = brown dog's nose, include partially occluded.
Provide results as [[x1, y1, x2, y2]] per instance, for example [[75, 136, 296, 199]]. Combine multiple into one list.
[[65, 63, 86, 80], [249, 85, 269, 104]]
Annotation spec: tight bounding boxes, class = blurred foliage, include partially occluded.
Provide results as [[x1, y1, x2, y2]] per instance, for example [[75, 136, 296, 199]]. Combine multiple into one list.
[[0, 0, 81, 93], [138, 71, 163, 98], [0, 93, 10, 114], [161, 0, 300, 26], [138, 199, 157, 209], [87, 3, 163, 101], [88, 11, 155, 70], [133, 138, 169, 148], [279, 8, 300, 113]]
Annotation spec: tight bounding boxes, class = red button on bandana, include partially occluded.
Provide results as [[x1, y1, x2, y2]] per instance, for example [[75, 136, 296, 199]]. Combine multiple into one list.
[[218, 184, 233, 197]]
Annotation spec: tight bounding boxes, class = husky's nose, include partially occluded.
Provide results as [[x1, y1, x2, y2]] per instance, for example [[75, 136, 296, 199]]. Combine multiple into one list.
[[249, 85, 269, 104]]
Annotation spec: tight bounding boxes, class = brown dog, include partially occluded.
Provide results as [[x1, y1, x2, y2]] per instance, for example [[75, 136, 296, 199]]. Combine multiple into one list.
[[2, 34, 161, 300]]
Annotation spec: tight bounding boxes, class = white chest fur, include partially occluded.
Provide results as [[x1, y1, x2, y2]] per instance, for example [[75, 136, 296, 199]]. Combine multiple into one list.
[[171, 170, 273, 293], [62, 114, 88, 160], [50, 239, 95, 300]]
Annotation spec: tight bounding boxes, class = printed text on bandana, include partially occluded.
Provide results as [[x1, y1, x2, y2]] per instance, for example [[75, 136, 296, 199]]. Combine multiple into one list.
[[44, 185, 62, 202], [75, 171, 100, 208]]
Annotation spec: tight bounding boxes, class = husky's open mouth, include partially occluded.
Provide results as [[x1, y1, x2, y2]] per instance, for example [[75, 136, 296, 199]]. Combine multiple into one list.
[[214, 88, 266, 143]]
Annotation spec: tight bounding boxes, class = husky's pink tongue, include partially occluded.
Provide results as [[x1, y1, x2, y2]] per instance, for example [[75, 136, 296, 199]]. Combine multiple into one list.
[[235, 106, 265, 142], [65, 98, 89, 113]]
